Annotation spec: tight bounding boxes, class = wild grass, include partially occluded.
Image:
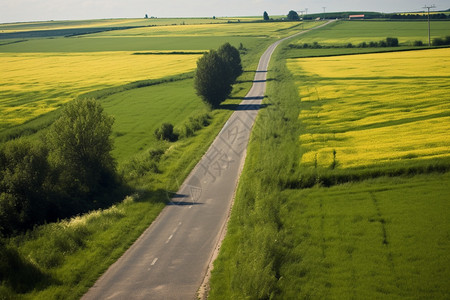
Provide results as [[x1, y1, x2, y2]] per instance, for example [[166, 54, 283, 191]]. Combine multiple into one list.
[[1, 194, 165, 299], [287, 48, 450, 170]]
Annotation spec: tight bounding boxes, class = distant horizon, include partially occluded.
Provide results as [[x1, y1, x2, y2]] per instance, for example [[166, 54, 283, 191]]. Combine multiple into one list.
[[2, 0, 449, 24], [2, 9, 450, 26]]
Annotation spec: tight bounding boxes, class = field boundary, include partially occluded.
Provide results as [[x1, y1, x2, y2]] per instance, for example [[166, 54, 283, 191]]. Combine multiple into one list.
[[288, 44, 450, 59]]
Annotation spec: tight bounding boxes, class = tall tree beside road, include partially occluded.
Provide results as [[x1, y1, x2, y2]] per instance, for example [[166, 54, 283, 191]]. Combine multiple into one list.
[[218, 42, 243, 83], [195, 43, 243, 108]]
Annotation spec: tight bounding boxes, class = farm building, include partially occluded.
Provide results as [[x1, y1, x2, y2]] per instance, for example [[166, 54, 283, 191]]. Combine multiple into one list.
[[349, 14, 365, 20]]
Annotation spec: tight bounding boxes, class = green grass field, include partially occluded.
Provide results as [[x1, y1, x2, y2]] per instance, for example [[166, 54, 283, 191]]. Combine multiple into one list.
[[289, 20, 450, 46], [209, 20, 450, 299], [278, 173, 450, 299], [101, 78, 206, 162]]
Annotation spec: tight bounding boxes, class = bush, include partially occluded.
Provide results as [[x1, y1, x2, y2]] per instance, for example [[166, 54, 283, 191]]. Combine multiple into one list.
[[386, 37, 399, 47], [179, 113, 211, 138], [414, 40, 424, 46], [154, 123, 178, 141], [358, 42, 368, 48], [0, 139, 49, 235], [432, 36, 450, 46]]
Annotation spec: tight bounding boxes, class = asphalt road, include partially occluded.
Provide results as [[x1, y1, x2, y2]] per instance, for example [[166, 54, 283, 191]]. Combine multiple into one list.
[[82, 20, 334, 300]]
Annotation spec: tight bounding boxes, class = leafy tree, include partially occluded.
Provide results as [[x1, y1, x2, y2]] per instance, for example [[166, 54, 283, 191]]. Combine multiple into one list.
[[287, 10, 300, 21], [194, 50, 233, 108], [217, 42, 243, 83], [47, 98, 116, 197], [263, 11, 269, 21], [0, 139, 49, 235]]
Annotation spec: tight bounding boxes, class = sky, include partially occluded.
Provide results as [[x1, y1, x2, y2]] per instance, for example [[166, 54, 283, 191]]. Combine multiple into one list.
[[1, 0, 449, 24]]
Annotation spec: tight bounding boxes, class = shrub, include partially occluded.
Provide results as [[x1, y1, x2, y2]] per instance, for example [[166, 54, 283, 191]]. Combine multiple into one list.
[[358, 42, 368, 48], [414, 40, 424, 46], [0, 139, 49, 235], [154, 123, 178, 142], [178, 113, 211, 138], [432, 36, 450, 46], [386, 37, 399, 47]]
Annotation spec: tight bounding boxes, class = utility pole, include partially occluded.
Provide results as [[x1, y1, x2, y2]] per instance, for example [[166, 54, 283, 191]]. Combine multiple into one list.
[[298, 10, 305, 29], [423, 5, 436, 46], [322, 7, 326, 20]]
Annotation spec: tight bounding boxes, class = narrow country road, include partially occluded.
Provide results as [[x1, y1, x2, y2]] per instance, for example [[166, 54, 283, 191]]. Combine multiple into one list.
[[82, 20, 334, 300]]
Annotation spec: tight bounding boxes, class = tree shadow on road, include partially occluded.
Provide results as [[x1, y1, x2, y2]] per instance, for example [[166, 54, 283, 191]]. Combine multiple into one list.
[[227, 95, 266, 101], [235, 78, 275, 84], [219, 103, 270, 111]]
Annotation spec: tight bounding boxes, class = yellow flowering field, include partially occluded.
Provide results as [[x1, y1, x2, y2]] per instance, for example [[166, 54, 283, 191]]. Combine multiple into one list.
[[90, 21, 316, 38], [287, 48, 450, 169], [0, 52, 201, 128]]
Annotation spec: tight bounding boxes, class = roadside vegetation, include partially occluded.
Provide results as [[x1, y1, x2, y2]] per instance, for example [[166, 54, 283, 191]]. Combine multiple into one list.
[[209, 20, 450, 299], [0, 18, 315, 299]]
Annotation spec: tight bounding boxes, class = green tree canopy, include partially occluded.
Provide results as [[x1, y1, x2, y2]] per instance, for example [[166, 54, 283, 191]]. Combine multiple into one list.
[[263, 11, 269, 21], [47, 98, 116, 197], [194, 50, 233, 108], [0, 139, 49, 235], [217, 42, 243, 83], [287, 10, 300, 21]]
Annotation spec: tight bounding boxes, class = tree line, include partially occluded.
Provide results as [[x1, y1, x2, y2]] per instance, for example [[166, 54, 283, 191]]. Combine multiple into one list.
[[0, 99, 120, 236]]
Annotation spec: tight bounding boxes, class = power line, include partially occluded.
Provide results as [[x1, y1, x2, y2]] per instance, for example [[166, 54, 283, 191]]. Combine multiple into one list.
[[423, 4, 436, 46]]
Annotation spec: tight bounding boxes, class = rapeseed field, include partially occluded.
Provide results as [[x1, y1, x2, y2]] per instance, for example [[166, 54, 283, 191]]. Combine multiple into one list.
[[287, 48, 450, 169], [0, 52, 201, 128]]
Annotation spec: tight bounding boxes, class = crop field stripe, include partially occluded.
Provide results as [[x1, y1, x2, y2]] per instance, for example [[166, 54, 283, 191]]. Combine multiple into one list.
[[287, 48, 450, 170]]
